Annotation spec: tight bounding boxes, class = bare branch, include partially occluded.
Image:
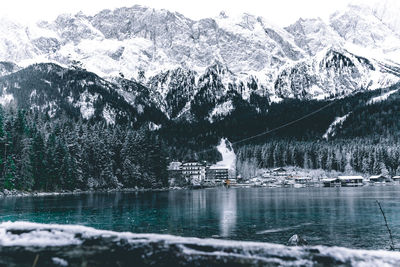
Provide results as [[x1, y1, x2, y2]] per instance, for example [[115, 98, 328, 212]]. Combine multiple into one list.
[[376, 200, 395, 251]]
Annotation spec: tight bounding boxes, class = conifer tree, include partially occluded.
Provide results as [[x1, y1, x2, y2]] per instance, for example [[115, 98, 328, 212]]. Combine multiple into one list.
[[4, 156, 16, 190]]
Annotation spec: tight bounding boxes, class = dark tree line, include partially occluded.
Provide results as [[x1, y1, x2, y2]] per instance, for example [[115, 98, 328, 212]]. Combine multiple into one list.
[[162, 84, 400, 176], [0, 107, 168, 192], [160, 88, 389, 161], [236, 139, 400, 177]]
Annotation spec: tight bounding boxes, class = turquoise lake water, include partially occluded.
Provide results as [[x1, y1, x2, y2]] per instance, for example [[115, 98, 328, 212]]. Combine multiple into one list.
[[1, 186, 400, 249]]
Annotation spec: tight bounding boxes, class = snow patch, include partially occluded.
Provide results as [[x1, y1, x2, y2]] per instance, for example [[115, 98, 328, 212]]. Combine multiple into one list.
[[148, 122, 161, 131], [175, 101, 192, 120], [102, 107, 116, 125], [27, 23, 59, 39], [0, 222, 82, 247], [309, 85, 329, 100], [116, 89, 137, 106], [367, 89, 399, 105], [74, 91, 98, 120], [0, 93, 14, 106], [1, 221, 400, 266], [41, 79, 52, 86], [211, 138, 236, 178], [47, 101, 57, 118], [208, 100, 234, 123], [52, 257, 68, 266], [136, 104, 144, 115], [323, 113, 350, 140], [30, 90, 37, 100]]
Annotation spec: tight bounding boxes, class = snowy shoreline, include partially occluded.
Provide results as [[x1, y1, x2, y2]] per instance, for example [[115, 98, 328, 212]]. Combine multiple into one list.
[[0, 187, 177, 198], [1, 221, 400, 266]]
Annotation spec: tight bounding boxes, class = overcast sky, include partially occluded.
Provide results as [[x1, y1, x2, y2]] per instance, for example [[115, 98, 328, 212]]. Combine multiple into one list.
[[0, 0, 382, 26]]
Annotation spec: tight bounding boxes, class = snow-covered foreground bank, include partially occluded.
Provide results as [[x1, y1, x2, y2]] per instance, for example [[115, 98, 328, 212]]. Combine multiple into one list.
[[1, 222, 400, 266]]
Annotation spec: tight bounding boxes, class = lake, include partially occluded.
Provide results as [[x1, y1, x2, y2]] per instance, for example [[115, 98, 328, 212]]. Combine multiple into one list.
[[1, 186, 400, 250]]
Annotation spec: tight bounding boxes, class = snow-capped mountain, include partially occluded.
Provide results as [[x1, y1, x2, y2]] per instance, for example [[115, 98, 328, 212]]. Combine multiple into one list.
[[285, 18, 343, 56], [371, 0, 400, 36], [330, 5, 400, 64], [274, 48, 398, 99], [0, 18, 40, 64], [0, 3, 399, 123], [0, 63, 166, 125], [147, 67, 197, 119]]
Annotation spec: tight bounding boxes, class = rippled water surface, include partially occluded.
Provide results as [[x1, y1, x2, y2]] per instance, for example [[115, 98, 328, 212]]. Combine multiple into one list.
[[1, 186, 400, 249]]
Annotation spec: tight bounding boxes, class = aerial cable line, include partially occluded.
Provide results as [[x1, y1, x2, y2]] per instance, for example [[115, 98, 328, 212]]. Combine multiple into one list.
[[232, 99, 337, 145], [188, 91, 359, 159]]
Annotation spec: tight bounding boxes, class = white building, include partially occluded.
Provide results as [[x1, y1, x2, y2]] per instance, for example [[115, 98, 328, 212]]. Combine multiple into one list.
[[168, 162, 182, 171], [369, 175, 388, 183], [338, 176, 364, 187], [272, 167, 287, 176], [206, 166, 229, 182], [392, 176, 400, 183], [322, 178, 341, 187], [181, 162, 207, 184]]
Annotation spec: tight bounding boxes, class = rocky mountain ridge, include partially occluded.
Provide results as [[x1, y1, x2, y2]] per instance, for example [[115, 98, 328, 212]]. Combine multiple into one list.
[[0, 3, 400, 123]]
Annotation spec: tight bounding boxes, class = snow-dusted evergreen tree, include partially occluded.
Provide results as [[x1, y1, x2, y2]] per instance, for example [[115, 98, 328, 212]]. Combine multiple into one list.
[[17, 138, 34, 190], [122, 159, 141, 188], [4, 156, 16, 190]]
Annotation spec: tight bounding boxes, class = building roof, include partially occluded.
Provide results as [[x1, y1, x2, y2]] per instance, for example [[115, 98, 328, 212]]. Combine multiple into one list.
[[295, 177, 312, 180], [209, 166, 229, 170], [182, 162, 206, 166], [168, 162, 182, 171], [393, 176, 400, 179], [370, 175, 386, 179], [322, 178, 339, 182], [273, 167, 287, 172], [338, 176, 364, 180]]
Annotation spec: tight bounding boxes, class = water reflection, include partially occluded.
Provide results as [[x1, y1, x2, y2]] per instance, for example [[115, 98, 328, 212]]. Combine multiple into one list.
[[1, 187, 400, 249], [219, 189, 237, 237]]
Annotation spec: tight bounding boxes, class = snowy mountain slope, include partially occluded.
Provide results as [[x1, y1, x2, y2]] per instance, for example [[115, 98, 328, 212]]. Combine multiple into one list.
[[323, 113, 351, 140], [75, 6, 307, 92], [0, 62, 20, 77], [0, 3, 399, 123], [367, 88, 399, 105], [284, 4, 400, 63], [0, 18, 40, 63], [372, 0, 400, 35], [208, 100, 234, 123], [285, 18, 343, 56], [146, 67, 197, 119], [0, 63, 166, 125], [274, 48, 399, 99], [330, 5, 399, 49]]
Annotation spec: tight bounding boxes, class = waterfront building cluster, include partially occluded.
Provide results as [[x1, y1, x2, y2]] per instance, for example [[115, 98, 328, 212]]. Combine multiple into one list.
[[168, 161, 230, 186], [169, 163, 400, 188], [322, 174, 400, 187]]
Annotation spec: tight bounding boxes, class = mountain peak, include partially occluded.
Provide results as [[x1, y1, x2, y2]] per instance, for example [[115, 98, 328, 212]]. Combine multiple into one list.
[[286, 17, 342, 56], [219, 11, 228, 19], [0, 2, 399, 114], [371, 0, 400, 36]]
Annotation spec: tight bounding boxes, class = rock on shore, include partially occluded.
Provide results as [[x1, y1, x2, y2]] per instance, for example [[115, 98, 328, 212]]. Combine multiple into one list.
[[1, 222, 400, 266], [288, 234, 308, 246]]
